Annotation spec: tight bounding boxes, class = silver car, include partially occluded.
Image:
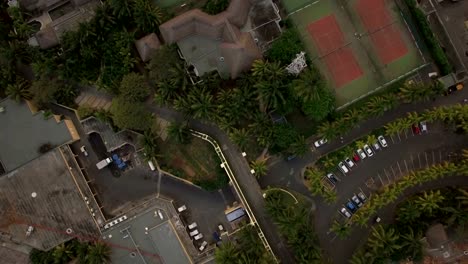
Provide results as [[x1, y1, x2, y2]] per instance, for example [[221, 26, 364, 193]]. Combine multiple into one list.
[[314, 138, 328, 148], [363, 144, 374, 157], [356, 149, 366, 159], [340, 208, 351, 218], [351, 195, 363, 208], [377, 135, 388, 148]]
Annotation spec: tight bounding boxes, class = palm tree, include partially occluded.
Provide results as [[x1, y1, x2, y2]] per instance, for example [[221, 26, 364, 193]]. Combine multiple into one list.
[[250, 158, 268, 178], [367, 225, 401, 256], [317, 121, 338, 140], [330, 220, 351, 239], [215, 242, 238, 263], [108, 0, 132, 19], [255, 81, 287, 112], [291, 68, 326, 102], [167, 121, 191, 144], [251, 60, 285, 82], [133, 0, 163, 33], [85, 241, 111, 264], [366, 134, 377, 145], [355, 140, 366, 150], [396, 200, 421, 224], [400, 227, 424, 261], [414, 190, 444, 216], [52, 243, 73, 264], [229, 128, 250, 150], [456, 188, 468, 207], [188, 87, 215, 120], [343, 108, 362, 124], [384, 121, 404, 137], [6, 77, 31, 102], [140, 131, 159, 158]]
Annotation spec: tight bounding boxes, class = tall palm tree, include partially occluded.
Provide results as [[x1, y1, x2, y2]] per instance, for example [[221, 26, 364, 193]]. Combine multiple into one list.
[[229, 128, 250, 150], [414, 190, 444, 216], [251, 60, 285, 82], [6, 77, 31, 102], [343, 108, 362, 124], [255, 81, 287, 112], [317, 121, 338, 140], [167, 121, 191, 144], [108, 0, 132, 19], [250, 158, 268, 178], [384, 121, 404, 136], [215, 242, 238, 263], [330, 220, 351, 239], [367, 225, 401, 256], [52, 243, 73, 264], [188, 87, 215, 120], [400, 227, 424, 261], [291, 68, 325, 102], [355, 140, 366, 150], [396, 200, 421, 224], [366, 134, 377, 145], [85, 241, 111, 264], [140, 131, 159, 158], [133, 0, 163, 33]]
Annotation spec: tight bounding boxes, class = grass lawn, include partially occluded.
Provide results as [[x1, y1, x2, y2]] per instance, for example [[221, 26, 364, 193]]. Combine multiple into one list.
[[158, 137, 228, 191]]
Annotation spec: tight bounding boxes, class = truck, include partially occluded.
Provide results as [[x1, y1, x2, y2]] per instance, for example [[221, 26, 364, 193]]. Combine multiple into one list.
[[96, 157, 112, 169]]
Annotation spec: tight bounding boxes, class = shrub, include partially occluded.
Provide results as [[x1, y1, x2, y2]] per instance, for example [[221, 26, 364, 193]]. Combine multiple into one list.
[[266, 27, 305, 66], [404, 0, 452, 75]]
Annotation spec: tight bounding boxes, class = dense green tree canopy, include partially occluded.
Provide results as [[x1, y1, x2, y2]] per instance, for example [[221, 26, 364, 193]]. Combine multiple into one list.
[[110, 96, 152, 131], [119, 72, 150, 102]]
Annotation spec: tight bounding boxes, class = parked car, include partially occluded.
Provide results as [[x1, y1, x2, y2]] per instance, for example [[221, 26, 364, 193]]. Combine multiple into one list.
[[344, 158, 355, 168], [352, 153, 360, 162], [314, 138, 328, 148], [188, 222, 197, 230], [338, 162, 349, 174], [199, 241, 208, 251], [419, 121, 428, 133], [346, 201, 357, 213], [194, 233, 203, 240], [80, 146, 88, 156], [412, 124, 421, 135], [177, 205, 187, 213], [189, 229, 199, 237], [356, 149, 367, 159], [351, 195, 363, 208], [372, 142, 381, 151], [377, 135, 388, 148], [218, 224, 224, 232], [326, 173, 339, 183], [358, 192, 367, 202], [363, 145, 374, 157], [340, 208, 352, 218]]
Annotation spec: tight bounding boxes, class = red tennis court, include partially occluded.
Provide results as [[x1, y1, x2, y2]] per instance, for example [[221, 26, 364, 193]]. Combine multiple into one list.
[[356, 0, 409, 64], [307, 15, 346, 55], [308, 15, 363, 87], [370, 25, 408, 64], [355, 0, 392, 32], [322, 47, 363, 87]]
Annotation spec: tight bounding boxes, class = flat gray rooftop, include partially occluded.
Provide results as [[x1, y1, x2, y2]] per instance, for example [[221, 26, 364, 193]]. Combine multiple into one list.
[[0, 99, 72, 172], [103, 208, 191, 264], [0, 148, 100, 250]]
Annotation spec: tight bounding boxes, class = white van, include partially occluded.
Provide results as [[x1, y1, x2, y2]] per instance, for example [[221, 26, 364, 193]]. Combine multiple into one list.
[[148, 161, 156, 171], [189, 229, 199, 237], [188, 222, 197, 229]]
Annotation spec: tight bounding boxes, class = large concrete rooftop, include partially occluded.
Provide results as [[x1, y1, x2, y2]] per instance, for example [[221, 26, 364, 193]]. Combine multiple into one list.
[[0, 99, 73, 172], [0, 148, 100, 250], [103, 207, 192, 264]]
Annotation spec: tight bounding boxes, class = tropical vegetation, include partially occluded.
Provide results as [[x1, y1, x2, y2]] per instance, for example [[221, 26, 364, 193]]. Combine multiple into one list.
[[304, 166, 337, 203], [265, 190, 324, 263], [30, 239, 111, 264]]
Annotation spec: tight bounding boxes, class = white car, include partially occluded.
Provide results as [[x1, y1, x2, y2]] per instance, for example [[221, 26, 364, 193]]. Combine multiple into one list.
[[189, 229, 199, 237], [377, 135, 388, 148], [177, 205, 187, 213], [188, 222, 197, 229], [363, 144, 374, 157], [80, 146, 88, 156], [194, 233, 203, 240], [356, 149, 366, 159], [340, 208, 351, 218], [314, 138, 328, 148], [338, 162, 349, 174], [199, 241, 208, 251], [358, 192, 367, 202], [344, 158, 355, 168], [351, 195, 363, 208]]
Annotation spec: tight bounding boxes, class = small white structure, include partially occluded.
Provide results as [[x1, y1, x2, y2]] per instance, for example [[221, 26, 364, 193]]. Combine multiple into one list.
[[286, 52, 307, 75]]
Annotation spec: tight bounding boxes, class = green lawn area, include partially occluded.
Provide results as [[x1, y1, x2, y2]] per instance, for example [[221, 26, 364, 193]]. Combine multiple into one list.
[[158, 137, 228, 190]]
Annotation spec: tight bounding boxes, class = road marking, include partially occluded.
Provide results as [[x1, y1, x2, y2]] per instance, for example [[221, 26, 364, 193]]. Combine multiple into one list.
[[383, 169, 391, 183], [403, 159, 409, 173], [377, 174, 384, 187], [390, 134, 395, 144], [404, 129, 409, 139], [424, 152, 429, 167], [156, 171, 162, 198], [397, 161, 403, 176], [410, 153, 416, 169], [390, 165, 397, 179], [417, 153, 422, 168]]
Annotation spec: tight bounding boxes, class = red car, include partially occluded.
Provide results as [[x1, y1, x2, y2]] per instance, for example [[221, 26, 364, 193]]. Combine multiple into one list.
[[352, 153, 360, 162], [412, 124, 421, 135]]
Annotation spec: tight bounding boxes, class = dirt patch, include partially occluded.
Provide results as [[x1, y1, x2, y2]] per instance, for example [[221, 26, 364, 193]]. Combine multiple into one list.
[[170, 156, 196, 178]]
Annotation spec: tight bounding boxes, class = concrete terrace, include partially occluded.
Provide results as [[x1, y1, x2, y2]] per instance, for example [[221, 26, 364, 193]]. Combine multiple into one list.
[[0, 99, 74, 173], [0, 148, 100, 251]]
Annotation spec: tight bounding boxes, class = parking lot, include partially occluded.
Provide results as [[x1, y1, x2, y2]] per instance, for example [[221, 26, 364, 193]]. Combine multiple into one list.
[[315, 120, 468, 242]]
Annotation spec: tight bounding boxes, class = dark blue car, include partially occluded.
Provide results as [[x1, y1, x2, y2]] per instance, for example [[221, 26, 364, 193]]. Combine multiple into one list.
[[346, 201, 357, 213]]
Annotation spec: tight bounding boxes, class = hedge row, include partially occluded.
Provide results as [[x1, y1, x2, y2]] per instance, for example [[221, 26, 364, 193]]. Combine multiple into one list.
[[405, 0, 452, 75]]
